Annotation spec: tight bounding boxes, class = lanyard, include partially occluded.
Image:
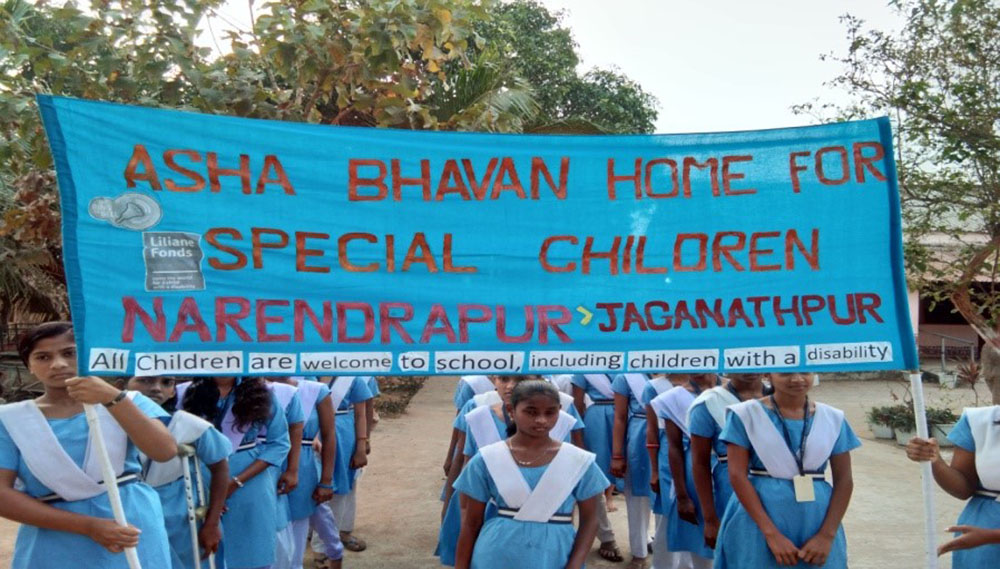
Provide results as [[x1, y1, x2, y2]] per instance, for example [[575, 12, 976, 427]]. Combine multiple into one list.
[[770, 395, 811, 475]]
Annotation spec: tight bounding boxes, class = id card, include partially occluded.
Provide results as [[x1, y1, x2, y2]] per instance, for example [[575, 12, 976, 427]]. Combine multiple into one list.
[[793, 475, 815, 502]]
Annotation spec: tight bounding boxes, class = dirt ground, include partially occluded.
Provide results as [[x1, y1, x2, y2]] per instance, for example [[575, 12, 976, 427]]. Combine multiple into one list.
[[0, 377, 984, 568]]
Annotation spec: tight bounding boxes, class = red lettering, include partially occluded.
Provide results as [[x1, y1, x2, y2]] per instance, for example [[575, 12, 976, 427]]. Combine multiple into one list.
[[607, 158, 642, 200], [256, 299, 291, 342], [748, 231, 781, 271], [215, 297, 253, 342], [815, 146, 850, 185], [530, 157, 569, 199], [673, 233, 708, 272], [853, 142, 887, 183], [348, 159, 388, 201], [122, 296, 166, 342], [539, 236, 578, 272], [496, 305, 534, 343], [336, 302, 375, 343], [206, 152, 252, 194], [294, 300, 333, 342], [392, 159, 432, 200], [379, 302, 414, 344], [168, 297, 211, 342], [123, 144, 161, 190], [458, 305, 492, 343], [296, 231, 329, 273], [163, 150, 205, 192], [206, 228, 247, 270], [255, 155, 295, 194]]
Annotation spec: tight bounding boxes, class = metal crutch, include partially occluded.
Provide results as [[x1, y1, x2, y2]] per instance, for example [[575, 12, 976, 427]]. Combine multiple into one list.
[[191, 448, 216, 569], [178, 443, 209, 569]]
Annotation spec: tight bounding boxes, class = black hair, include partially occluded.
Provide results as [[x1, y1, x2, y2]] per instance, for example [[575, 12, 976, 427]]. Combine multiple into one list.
[[181, 377, 272, 432], [17, 321, 74, 366], [505, 380, 561, 436]]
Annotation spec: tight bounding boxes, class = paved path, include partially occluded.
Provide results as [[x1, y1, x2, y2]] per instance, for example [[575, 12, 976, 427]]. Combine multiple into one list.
[[0, 378, 981, 567]]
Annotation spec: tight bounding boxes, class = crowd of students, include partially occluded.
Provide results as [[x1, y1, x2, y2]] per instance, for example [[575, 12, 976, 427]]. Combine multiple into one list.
[[437, 372, 1000, 569], [0, 322, 378, 569], [1, 321, 999, 568]]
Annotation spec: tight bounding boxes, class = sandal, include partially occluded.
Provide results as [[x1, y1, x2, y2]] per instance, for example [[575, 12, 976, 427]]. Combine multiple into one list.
[[315, 556, 343, 569], [598, 541, 624, 563], [626, 557, 649, 569], [340, 533, 367, 552]]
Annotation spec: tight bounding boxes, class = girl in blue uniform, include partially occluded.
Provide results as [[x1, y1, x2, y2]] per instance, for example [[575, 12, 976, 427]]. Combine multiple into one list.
[[651, 373, 719, 569], [438, 375, 525, 566], [688, 373, 763, 552], [716, 372, 860, 568], [128, 375, 232, 569], [439, 375, 583, 566], [570, 373, 622, 562], [610, 373, 653, 568], [0, 322, 176, 568], [444, 377, 494, 483], [454, 380, 608, 569], [179, 377, 291, 569], [267, 380, 304, 569], [310, 376, 371, 557], [642, 374, 679, 569], [270, 378, 336, 569], [906, 403, 1000, 567]]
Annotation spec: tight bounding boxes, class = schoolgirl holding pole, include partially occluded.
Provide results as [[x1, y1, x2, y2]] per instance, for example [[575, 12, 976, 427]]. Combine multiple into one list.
[[688, 373, 764, 552], [128, 375, 231, 569], [650, 373, 719, 569], [611, 373, 654, 568], [0, 322, 175, 568], [571, 373, 623, 562], [715, 372, 859, 568], [906, 402, 1000, 567], [453, 380, 608, 569], [178, 377, 291, 569]]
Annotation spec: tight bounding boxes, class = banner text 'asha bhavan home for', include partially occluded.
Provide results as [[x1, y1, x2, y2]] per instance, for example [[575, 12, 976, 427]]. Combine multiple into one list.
[[38, 95, 917, 376]]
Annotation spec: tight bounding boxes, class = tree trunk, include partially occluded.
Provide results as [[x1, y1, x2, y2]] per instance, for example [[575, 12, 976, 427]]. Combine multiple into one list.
[[982, 343, 1000, 405], [950, 236, 1000, 405]]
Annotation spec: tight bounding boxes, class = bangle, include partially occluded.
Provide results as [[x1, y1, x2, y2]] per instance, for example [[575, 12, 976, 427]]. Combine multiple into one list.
[[357, 436, 369, 441], [612, 455, 625, 460], [104, 390, 128, 408], [645, 443, 660, 449], [317, 482, 334, 490], [231, 476, 244, 488]]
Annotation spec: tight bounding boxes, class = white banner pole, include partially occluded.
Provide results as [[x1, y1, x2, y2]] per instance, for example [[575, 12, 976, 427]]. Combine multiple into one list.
[[84, 404, 142, 569], [909, 372, 938, 569]]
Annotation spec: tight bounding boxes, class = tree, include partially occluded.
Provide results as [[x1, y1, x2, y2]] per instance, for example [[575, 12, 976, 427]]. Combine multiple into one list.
[[475, 0, 659, 133], [0, 0, 660, 326], [802, 0, 1000, 400], [0, 0, 513, 321]]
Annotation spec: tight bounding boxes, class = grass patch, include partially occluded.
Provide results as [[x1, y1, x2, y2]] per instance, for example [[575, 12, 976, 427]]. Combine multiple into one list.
[[374, 376, 428, 418]]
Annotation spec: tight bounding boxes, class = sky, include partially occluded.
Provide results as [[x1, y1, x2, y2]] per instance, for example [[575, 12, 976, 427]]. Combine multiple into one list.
[[536, 0, 903, 133], [205, 1, 904, 134]]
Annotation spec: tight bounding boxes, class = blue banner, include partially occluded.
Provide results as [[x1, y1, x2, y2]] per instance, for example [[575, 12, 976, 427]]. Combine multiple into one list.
[[39, 95, 917, 376]]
